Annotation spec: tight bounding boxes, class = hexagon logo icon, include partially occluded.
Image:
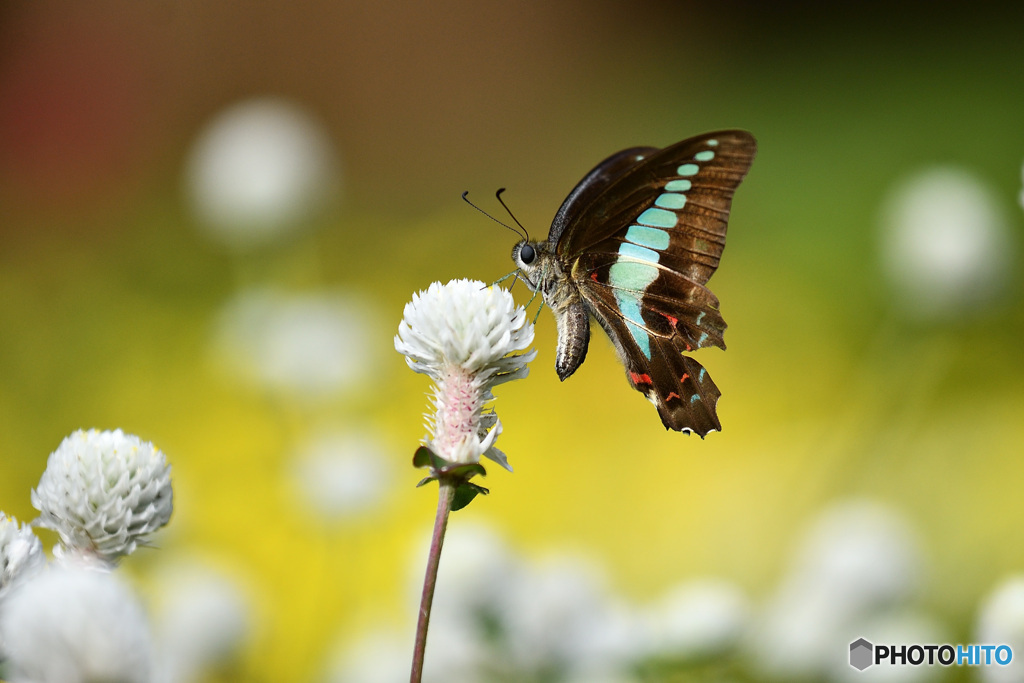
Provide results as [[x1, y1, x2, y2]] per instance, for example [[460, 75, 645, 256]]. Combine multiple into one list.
[[850, 638, 874, 671]]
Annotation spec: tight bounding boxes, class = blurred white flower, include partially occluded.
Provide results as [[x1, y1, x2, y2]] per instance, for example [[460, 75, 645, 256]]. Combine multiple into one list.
[[31, 429, 173, 565], [0, 514, 45, 603], [880, 167, 1013, 319], [1019, 161, 1024, 212], [419, 616, 492, 683], [748, 500, 924, 679], [151, 559, 251, 683], [290, 429, 394, 519], [831, 611, 948, 683], [324, 628, 410, 683], [413, 521, 524, 652], [500, 553, 640, 680], [640, 578, 750, 661], [0, 564, 153, 683], [395, 279, 535, 468], [976, 576, 1024, 683], [212, 287, 378, 399], [185, 97, 340, 248]]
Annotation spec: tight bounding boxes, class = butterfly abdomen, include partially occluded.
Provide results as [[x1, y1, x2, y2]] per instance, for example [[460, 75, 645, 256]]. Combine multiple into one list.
[[552, 295, 590, 381], [539, 256, 590, 381]]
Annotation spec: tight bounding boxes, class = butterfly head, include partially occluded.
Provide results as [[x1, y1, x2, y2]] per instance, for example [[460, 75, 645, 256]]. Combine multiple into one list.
[[511, 239, 549, 292]]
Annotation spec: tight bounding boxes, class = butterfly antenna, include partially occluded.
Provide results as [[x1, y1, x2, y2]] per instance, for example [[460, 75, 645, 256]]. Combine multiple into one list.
[[495, 188, 531, 242], [462, 191, 527, 241]]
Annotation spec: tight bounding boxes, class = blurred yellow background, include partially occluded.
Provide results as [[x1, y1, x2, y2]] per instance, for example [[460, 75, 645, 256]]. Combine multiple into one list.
[[2, 2, 1023, 681]]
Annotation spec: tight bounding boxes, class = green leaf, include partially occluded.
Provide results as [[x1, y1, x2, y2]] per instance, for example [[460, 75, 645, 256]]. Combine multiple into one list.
[[412, 446, 435, 469], [442, 462, 487, 479], [451, 481, 490, 512], [415, 476, 435, 488]]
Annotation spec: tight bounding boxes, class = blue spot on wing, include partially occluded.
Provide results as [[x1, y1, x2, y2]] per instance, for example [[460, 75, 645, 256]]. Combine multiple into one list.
[[608, 261, 658, 292], [614, 291, 651, 359], [636, 207, 678, 228], [654, 193, 686, 209], [624, 225, 669, 250], [618, 242, 660, 264], [664, 179, 691, 192]]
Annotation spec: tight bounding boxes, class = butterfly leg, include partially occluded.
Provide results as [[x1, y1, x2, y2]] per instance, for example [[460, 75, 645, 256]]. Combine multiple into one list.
[[489, 270, 520, 288]]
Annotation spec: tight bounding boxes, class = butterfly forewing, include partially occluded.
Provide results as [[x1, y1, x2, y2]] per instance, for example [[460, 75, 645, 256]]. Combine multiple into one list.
[[548, 147, 658, 248], [559, 130, 756, 282], [559, 130, 756, 434]]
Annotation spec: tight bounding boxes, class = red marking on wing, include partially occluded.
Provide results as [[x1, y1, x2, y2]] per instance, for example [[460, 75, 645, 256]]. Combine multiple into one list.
[[629, 371, 652, 385], [590, 271, 599, 282], [662, 311, 678, 327], [666, 391, 681, 402], [680, 373, 689, 383], [684, 343, 692, 351]]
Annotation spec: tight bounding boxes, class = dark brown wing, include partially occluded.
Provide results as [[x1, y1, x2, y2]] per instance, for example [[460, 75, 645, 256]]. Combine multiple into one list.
[[580, 274, 724, 435], [559, 130, 756, 433], [557, 130, 756, 287]]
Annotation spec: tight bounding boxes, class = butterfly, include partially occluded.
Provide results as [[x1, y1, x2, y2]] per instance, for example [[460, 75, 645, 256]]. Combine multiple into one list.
[[510, 130, 756, 436]]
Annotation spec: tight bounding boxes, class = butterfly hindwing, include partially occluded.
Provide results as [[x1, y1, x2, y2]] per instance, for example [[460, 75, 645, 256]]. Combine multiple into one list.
[[581, 280, 723, 434], [561, 130, 756, 434]]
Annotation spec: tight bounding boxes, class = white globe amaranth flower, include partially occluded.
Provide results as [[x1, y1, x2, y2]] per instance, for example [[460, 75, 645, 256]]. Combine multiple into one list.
[[325, 628, 418, 683], [212, 287, 377, 399], [185, 97, 341, 249], [747, 500, 923, 679], [0, 513, 45, 603], [880, 166, 1014, 319], [31, 429, 173, 564], [151, 559, 251, 683], [289, 429, 395, 519], [501, 553, 640, 679], [640, 578, 750, 660], [0, 564, 154, 683], [395, 279, 536, 468], [976, 576, 1024, 683], [1020, 161, 1024, 213]]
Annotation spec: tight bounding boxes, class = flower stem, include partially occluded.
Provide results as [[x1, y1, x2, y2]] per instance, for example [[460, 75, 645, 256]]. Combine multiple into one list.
[[410, 478, 456, 683]]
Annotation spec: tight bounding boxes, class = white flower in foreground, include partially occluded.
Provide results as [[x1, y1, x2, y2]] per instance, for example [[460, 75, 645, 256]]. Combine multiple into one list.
[[31, 429, 173, 564], [0, 514, 45, 603], [976, 576, 1024, 683], [0, 564, 153, 683], [395, 279, 535, 469], [880, 167, 1013, 319], [186, 97, 341, 248]]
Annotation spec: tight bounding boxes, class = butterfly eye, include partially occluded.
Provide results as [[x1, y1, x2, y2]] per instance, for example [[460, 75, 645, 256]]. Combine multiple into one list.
[[520, 244, 536, 264]]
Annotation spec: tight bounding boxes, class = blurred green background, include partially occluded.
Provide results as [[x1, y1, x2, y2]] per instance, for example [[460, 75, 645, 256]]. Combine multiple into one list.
[[2, 2, 1023, 681]]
